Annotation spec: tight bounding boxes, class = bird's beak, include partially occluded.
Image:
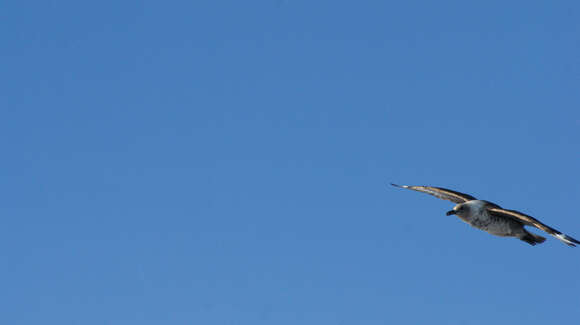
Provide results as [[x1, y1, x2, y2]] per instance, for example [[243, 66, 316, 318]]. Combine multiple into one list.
[[446, 210, 456, 216]]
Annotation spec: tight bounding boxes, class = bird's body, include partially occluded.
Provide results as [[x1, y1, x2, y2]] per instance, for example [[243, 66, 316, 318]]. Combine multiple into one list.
[[391, 184, 579, 247], [453, 200, 527, 238]]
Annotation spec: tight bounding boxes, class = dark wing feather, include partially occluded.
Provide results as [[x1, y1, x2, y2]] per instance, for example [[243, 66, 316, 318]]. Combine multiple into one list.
[[487, 207, 580, 247], [390, 183, 476, 204], [487, 208, 556, 233]]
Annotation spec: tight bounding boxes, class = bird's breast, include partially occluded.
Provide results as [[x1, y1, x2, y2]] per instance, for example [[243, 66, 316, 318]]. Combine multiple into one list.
[[457, 210, 516, 236]]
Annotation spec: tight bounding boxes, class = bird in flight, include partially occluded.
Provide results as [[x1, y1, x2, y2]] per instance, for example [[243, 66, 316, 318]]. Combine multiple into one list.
[[391, 183, 580, 247]]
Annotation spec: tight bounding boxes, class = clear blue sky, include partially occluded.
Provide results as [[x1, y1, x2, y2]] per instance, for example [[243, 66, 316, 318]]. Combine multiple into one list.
[[2, 1, 579, 324]]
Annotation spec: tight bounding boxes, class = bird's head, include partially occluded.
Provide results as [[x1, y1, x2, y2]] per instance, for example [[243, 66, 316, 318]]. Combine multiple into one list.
[[446, 204, 469, 216]]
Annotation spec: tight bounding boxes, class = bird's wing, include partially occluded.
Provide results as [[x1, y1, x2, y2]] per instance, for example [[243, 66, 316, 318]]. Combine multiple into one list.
[[487, 207, 580, 247], [390, 183, 476, 204]]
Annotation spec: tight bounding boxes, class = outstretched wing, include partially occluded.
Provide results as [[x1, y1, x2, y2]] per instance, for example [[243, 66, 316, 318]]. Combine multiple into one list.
[[487, 207, 580, 247], [390, 183, 476, 204]]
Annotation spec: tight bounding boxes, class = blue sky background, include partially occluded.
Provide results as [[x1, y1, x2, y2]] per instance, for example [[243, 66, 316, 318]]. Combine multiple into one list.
[[2, 1, 579, 324]]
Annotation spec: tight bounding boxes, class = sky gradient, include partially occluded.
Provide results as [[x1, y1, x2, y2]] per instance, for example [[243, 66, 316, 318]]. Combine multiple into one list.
[[2, 1, 579, 324]]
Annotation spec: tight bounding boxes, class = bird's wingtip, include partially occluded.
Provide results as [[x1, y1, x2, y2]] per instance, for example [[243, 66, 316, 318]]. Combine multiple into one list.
[[555, 233, 580, 247]]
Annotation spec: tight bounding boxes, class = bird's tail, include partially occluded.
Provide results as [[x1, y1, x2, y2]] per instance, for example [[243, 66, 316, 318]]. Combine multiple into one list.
[[520, 232, 546, 246]]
